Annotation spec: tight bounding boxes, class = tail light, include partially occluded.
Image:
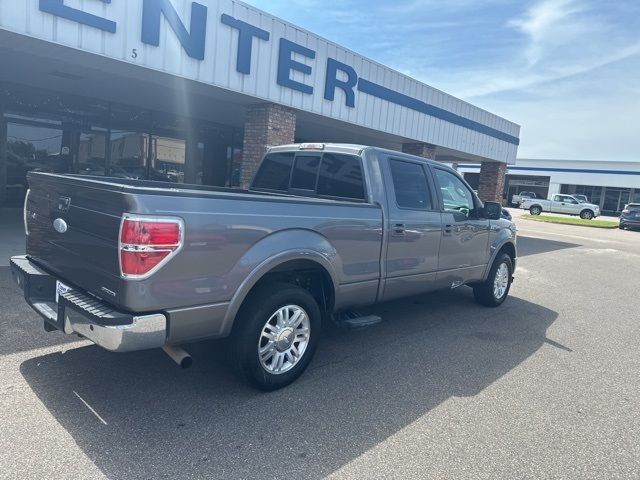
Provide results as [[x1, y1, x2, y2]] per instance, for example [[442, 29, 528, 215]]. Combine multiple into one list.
[[119, 215, 184, 279], [23, 189, 31, 236]]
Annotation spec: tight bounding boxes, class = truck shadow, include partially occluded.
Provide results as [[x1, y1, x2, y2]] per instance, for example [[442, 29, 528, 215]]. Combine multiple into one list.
[[20, 289, 559, 480], [517, 235, 581, 257], [0, 267, 78, 356]]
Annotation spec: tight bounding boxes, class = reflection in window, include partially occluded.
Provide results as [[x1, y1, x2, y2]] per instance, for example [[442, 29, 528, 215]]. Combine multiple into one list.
[[291, 155, 320, 190], [6, 123, 66, 187], [435, 169, 474, 216], [152, 136, 186, 183], [77, 131, 107, 177], [317, 154, 365, 200], [109, 131, 149, 180]]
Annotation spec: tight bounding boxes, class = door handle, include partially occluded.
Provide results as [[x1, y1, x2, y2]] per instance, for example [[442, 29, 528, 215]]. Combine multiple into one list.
[[392, 223, 406, 236], [443, 224, 453, 236]]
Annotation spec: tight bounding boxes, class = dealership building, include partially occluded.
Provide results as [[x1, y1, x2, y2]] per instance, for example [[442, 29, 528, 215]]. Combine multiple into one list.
[[0, 0, 520, 206], [460, 159, 640, 216]]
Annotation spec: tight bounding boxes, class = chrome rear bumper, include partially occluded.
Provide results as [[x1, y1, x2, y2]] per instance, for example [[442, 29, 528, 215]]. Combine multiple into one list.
[[10, 256, 167, 353]]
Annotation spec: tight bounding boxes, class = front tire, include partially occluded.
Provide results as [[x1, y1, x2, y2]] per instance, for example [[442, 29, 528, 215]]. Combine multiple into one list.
[[580, 210, 594, 220], [232, 282, 321, 391], [473, 254, 513, 307], [530, 206, 542, 216]]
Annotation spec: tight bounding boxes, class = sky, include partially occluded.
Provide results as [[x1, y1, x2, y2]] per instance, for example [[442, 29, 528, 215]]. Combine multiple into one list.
[[248, 0, 640, 161]]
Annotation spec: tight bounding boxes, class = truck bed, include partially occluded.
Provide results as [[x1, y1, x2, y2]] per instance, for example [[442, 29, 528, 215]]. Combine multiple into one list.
[[25, 172, 383, 316]]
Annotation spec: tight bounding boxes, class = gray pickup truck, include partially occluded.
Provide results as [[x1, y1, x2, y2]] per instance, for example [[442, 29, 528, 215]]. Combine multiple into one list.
[[11, 144, 516, 390]]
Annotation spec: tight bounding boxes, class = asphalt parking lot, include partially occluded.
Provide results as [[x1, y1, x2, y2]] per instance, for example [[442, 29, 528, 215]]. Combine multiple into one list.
[[1, 210, 639, 479]]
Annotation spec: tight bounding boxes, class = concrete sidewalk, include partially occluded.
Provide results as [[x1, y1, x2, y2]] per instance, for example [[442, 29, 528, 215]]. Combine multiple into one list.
[[1, 208, 25, 267]]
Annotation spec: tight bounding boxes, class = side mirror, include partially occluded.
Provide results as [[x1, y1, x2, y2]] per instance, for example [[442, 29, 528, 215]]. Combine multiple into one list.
[[483, 201, 502, 220]]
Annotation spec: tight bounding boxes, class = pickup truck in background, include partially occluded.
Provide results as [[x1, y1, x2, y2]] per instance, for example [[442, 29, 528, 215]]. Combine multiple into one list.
[[521, 194, 601, 220], [511, 191, 537, 207], [11, 144, 517, 390]]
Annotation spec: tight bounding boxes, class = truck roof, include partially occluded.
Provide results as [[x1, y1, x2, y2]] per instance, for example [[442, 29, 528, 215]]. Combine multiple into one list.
[[268, 143, 445, 168]]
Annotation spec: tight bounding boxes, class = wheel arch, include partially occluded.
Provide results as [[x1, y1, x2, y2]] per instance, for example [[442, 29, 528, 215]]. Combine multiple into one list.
[[222, 231, 341, 335], [529, 203, 543, 212], [482, 239, 517, 281]]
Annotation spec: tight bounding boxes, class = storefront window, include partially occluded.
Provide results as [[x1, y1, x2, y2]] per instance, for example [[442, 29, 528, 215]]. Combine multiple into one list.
[[575, 185, 602, 206], [151, 136, 186, 183], [109, 131, 149, 180], [6, 122, 67, 189], [603, 188, 631, 213], [1, 83, 243, 205], [77, 130, 107, 176]]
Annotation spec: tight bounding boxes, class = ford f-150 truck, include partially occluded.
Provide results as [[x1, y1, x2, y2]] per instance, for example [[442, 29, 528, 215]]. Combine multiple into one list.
[[521, 194, 600, 219], [11, 144, 517, 390]]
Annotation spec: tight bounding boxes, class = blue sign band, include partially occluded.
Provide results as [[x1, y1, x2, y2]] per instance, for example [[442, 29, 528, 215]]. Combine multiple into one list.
[[357, 79, 520, 146]]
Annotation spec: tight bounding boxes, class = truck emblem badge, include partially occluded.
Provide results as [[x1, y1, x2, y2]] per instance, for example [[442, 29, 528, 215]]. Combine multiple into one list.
[[53, 218, 68, 234]]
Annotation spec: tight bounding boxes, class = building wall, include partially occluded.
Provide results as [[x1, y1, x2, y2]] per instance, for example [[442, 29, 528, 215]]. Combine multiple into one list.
[[0, 0, 519, 163], [459, 158, 640, 214]]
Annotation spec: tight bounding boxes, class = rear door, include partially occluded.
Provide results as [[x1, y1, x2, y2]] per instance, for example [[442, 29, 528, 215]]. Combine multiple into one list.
[[382, 158, 442, 301], [432, 167, 490, 287]]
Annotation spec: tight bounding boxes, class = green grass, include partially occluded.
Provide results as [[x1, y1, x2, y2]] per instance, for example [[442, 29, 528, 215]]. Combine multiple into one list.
[[520, 214, 619, 229]]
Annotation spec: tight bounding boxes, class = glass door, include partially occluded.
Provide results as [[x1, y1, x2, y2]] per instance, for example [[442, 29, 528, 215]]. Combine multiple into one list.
[[6, 120, 68, 195], [603, 188, 632, 214]]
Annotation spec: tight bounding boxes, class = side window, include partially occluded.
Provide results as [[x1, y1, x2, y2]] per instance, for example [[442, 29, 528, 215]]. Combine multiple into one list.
[[434, 169, 475, 217], [252, 152, 294, 192], [317, 154, 366, 200], [389, 160, 432, 210], [553, 195, 562, 202], [290, 155, 320, 191]]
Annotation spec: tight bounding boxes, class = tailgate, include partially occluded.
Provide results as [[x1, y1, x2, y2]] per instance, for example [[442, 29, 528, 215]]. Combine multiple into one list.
[[25, 173, 131, 305]]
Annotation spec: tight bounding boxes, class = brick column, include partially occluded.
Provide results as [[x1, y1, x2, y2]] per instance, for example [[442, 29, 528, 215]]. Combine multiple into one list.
[[477, 161, 507, 203], [402, 142, 436, 160], [241, 103, 296, 188]]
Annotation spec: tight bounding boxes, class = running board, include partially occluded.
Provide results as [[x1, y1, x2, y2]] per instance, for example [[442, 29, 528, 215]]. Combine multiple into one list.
[[334, 311, 382, 329]]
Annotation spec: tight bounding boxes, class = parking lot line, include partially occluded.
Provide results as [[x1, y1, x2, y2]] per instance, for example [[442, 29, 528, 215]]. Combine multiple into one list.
[[73, 391, 108, 426]]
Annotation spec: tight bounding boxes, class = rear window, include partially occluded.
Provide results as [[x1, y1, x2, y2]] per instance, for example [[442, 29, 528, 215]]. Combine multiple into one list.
[[252, 151, 366, 201], [291, 155, 321, 191], [252, 152, 295, 192], [628, 204, 640, 211], [317, 154, 365, 200]]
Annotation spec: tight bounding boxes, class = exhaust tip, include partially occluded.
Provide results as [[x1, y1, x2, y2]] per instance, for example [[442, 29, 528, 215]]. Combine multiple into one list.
[[180, 356, 193, 369], [162, 345, 193, 369]]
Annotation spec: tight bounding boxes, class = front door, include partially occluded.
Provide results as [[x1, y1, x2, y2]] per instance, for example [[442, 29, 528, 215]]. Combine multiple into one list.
[[433, 167, 491, 287], [555, 194, 578, 214], [382, 158, 443, 301]]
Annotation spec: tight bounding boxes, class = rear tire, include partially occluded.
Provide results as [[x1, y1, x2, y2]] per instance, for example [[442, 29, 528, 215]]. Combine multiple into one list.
[[473, 254, 513, 307], [232, 282, 321, 391], [580, 210, 594, 220], [530, 206, 542, 216]]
